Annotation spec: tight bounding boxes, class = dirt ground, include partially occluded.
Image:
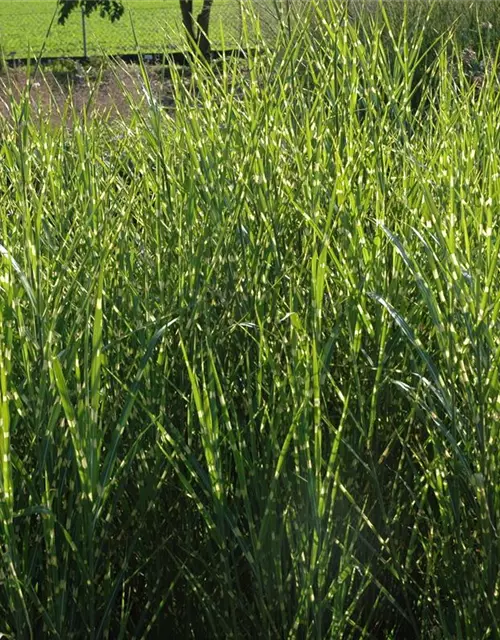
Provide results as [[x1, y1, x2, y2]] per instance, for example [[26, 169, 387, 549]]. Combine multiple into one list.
[[0, 60, 177, 125]]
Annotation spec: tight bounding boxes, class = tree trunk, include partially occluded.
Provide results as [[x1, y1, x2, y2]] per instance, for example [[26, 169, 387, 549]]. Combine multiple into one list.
[[196, 0, 214, 58], [179, 0, 195, 43]]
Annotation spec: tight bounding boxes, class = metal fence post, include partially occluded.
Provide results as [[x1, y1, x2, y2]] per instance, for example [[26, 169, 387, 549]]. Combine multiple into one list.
[[81, 6, 88, 58], [239, 0, 244, 46]]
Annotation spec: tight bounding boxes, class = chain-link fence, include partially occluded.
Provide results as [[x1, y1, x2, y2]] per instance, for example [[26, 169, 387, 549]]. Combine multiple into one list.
[[0, 0, 300, 61]]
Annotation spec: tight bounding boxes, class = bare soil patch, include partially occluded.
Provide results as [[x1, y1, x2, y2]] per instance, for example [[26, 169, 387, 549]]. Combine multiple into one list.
[[0, 61, 176, 125]]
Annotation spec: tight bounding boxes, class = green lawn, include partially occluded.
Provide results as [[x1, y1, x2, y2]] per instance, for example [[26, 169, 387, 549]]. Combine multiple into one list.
[[0, 0, 242, 58]]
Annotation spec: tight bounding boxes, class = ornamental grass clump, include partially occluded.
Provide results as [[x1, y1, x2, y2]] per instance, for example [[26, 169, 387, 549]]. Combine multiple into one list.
[[0, 1, 500, 637]]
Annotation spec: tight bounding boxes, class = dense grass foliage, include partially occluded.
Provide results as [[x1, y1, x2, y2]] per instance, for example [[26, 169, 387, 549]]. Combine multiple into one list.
[[1, 2, 500, 637], [353, 0, 500, 48]]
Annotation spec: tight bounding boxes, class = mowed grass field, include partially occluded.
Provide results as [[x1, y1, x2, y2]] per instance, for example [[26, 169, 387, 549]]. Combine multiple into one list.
[[0, 0, 242, 58]]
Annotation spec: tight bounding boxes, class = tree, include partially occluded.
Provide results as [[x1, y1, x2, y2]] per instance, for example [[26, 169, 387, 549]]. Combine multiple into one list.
[[57, 0, 215, 57], [179, 0, 214, 57], [57, 0, 124, 25]]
